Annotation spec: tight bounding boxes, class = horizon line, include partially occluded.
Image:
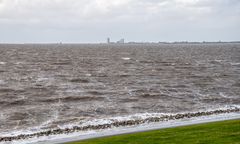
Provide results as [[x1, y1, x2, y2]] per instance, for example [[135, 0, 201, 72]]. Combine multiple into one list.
[[0, 41, 240, 45]]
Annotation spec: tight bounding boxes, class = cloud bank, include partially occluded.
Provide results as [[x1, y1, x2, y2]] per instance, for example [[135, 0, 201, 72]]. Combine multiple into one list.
[[0, 0, 239, 42]]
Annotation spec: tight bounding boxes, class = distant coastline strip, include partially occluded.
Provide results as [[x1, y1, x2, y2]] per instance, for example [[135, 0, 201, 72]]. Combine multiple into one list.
[[0, 107, 240, 142]]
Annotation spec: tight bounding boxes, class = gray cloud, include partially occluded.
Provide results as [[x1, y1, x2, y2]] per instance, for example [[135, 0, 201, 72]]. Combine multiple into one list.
[[0, 0, 239, 43]]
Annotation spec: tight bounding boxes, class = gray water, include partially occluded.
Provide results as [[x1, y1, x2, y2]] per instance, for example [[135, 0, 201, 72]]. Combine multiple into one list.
[[0, 43, 239, 136]]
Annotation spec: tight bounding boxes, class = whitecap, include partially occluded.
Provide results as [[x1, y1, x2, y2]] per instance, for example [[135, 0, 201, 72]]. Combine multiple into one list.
[[0, 62, 6, 65], [85, 74, 92, 77], [230, 62, 240, 66], [15, 61, 25, 65], [121, 57, 131, 60]]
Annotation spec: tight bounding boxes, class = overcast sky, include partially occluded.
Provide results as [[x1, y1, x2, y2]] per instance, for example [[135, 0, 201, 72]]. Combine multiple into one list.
[[0, 0, 239, 43]]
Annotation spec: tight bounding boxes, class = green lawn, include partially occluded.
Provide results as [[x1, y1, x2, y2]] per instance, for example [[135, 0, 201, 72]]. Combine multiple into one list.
[[66, 119, 240, 144]]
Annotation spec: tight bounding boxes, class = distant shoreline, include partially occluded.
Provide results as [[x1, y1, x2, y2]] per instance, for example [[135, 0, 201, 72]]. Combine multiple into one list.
[[0, 41, 240, 45]]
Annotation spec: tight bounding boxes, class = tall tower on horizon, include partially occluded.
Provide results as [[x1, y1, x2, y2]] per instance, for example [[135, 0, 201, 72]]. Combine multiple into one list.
[[107, 38, 110, 44]]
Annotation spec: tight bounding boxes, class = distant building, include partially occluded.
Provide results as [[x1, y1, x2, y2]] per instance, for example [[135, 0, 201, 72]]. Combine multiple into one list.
[[117, 38, 124, 44], [107, 38, 110, 44]]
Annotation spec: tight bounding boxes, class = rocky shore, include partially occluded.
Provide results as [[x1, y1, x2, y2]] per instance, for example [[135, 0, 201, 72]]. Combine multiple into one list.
[[1, 107, 239, 142]]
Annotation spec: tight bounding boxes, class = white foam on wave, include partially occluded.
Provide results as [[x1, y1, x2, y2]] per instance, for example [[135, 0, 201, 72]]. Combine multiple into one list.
[[78, 113, 166, 127], [36, 77, 50, 82], [85, 73, 92, 77], [230, 62, 240, 66], [15, 61, 26, 65], [121, 57, 131, 60], [214, 59, 226, 62], [76, 105, 240, 128], [0, 62, 6, 65], [6, 130, 98, 144], [0, 110, 60, 137], [0, 112, 156, 137]]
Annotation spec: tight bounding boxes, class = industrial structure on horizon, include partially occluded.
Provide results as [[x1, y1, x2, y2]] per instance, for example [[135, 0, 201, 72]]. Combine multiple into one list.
[[107, 38, 124, 44]]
